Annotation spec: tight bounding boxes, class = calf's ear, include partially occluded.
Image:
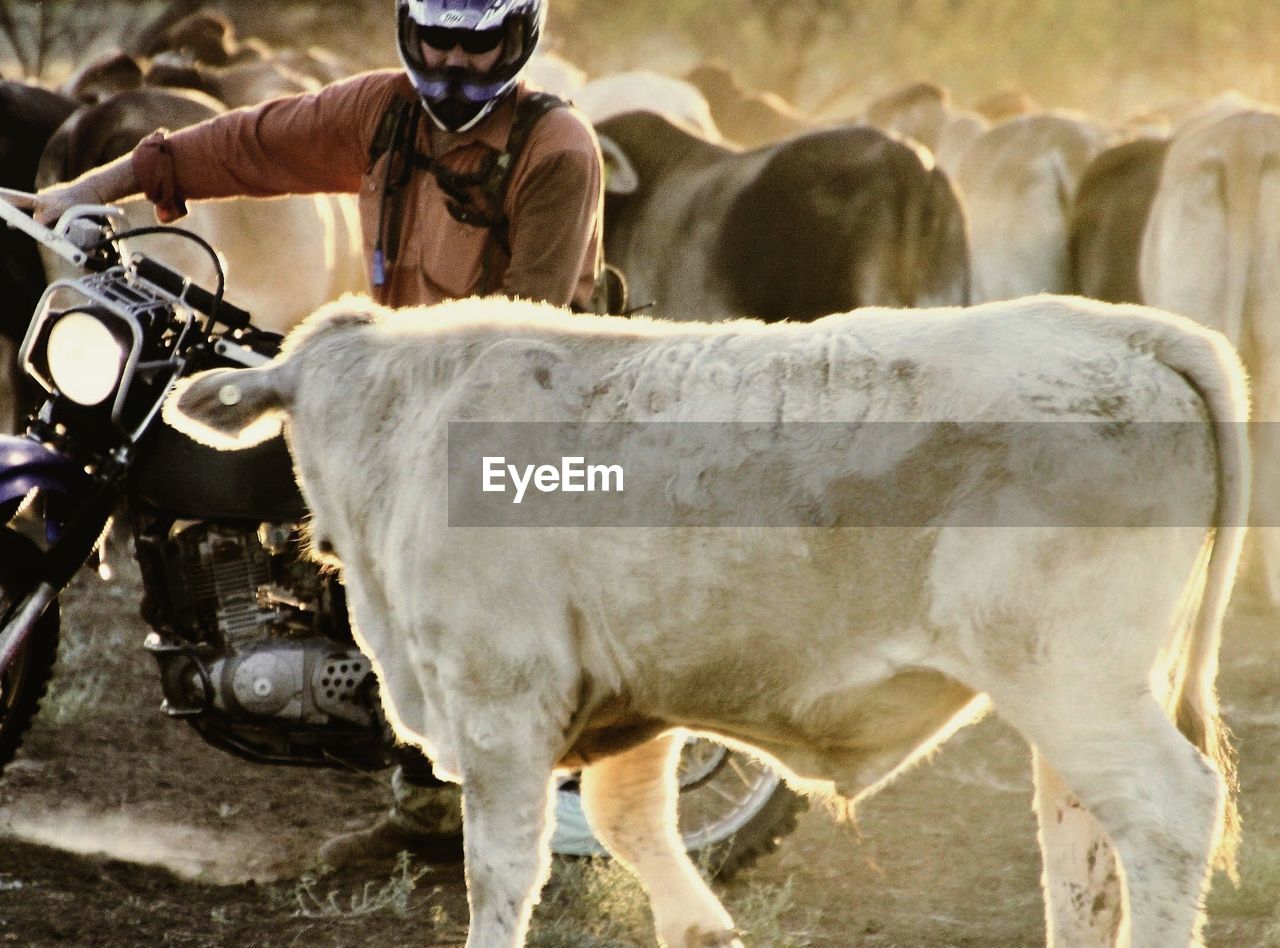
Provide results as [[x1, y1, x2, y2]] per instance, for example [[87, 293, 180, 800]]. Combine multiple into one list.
[[163, 364, 292, 449], [598, 134, 640, 195]]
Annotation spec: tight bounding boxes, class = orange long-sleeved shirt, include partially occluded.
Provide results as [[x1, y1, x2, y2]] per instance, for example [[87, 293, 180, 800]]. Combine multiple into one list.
[[132, 70, 603, 310]]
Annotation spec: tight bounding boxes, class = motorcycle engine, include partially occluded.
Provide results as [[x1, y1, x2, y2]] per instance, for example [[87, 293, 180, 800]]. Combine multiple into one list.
[[138, 520, 392, 769]]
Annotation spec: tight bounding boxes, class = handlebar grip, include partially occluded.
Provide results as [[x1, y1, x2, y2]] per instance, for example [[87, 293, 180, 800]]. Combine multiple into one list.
[[180, 280, 253, 331], [131, 255, 252, 330]]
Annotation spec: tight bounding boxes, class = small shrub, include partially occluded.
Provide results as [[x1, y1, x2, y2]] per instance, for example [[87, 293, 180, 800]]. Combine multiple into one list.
[[289, 852, 432, 920], [729, 876, 820, 948]]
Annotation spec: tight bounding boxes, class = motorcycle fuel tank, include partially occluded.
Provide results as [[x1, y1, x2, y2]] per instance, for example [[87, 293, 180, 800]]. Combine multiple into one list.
[[130, 422, 307, 522]]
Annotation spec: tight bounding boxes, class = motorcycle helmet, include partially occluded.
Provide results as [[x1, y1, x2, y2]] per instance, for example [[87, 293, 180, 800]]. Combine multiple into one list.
[[396, 0, 547, 132]]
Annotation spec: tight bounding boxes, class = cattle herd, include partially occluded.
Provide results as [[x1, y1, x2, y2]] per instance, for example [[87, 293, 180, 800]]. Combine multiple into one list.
[[5, 5, 1280, 948]]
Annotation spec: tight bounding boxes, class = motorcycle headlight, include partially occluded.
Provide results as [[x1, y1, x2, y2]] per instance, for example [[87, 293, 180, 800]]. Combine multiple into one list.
[[45, 310, 128, 406]]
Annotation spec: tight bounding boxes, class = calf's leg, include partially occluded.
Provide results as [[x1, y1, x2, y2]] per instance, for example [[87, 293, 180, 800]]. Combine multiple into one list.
[[1033, 749, 1123, 947], [580, 733, 741, 948], [454, 716, 558, 948], [999, 690, 1224, 948]]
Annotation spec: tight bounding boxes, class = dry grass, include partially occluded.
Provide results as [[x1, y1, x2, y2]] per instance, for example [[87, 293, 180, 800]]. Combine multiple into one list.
[[527, 852, 820, 947], [1206, 827, 1280, 945]]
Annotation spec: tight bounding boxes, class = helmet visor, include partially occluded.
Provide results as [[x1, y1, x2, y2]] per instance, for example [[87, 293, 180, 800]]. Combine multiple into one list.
[[418, 24, 504, 55], [399, 14, 520, 103]]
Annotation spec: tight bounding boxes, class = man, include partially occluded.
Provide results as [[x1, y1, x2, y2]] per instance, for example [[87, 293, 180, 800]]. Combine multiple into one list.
[[36, 0, 600, 309], [36, 0, 603, 868]]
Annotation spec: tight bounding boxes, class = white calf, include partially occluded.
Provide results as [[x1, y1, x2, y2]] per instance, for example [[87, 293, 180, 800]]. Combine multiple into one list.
[[167, 294, 1247, 948]]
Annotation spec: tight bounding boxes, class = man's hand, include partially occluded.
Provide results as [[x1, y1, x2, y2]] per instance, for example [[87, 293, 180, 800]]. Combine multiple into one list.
[[32, 155, 142, 228], [33, 180, 106, 228], [0, 188, 36, 209]]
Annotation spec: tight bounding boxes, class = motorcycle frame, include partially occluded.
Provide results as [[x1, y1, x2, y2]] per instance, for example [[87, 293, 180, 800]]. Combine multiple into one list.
[[0, 199, 387, 770]]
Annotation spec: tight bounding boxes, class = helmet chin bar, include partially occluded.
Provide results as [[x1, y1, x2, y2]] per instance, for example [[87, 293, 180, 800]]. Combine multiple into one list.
[[423, 94, 493, 132]]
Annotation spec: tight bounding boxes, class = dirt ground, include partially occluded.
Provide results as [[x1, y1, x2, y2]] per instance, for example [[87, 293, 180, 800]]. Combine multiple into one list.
[[1, 560, 1278, 948]]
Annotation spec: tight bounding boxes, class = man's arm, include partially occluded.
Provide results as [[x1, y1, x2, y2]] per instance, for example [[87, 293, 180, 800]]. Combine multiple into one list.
[[35, 71, 402, 227]]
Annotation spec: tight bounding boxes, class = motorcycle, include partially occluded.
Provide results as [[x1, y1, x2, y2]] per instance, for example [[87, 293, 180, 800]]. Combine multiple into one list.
[[0, 193, 804, 876]]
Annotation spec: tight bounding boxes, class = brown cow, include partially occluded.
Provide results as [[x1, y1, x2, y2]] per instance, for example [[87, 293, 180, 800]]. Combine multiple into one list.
[[1068, 136, 1169, 304], [597, 110, 970, 321]]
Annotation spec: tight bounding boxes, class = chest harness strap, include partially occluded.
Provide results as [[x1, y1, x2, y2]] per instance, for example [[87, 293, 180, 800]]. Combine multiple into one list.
[[368, 91, 567, 292]]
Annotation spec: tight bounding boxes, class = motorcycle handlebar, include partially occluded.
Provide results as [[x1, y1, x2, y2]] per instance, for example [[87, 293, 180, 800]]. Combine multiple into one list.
[[1, 194, 254, 331], [0, 192, 100, 268], [131, 256, 252, 330]]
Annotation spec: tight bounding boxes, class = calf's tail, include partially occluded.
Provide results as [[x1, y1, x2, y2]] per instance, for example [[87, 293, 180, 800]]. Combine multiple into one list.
[[1155, 317, 1250, 880]]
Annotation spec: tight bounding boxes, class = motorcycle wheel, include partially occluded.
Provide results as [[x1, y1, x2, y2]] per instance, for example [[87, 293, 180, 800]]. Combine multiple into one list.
[[0, 529, 60, 775], [551, 734, 807, 880]]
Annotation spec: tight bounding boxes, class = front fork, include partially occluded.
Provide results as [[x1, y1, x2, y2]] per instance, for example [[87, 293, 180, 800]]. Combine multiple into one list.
[[0, 478, 120, 675]]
